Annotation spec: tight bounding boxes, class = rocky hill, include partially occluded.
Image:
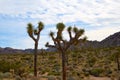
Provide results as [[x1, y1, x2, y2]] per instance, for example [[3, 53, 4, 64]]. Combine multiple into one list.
[[0, 47, 32, 54], [0, 31, 120, 53], [47, 31, 120, 50], [100, 31, 120, 47]]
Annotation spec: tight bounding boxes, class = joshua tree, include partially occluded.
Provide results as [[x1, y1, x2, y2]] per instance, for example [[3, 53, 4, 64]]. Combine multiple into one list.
[[27, 21, 44, 76], [115, 52, 120, 71], [46, 22, 86, 80], [114, 51, 120, 79]]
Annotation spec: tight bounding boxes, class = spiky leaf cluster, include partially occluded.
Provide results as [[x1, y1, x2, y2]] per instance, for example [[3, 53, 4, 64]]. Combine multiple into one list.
[[27, 23, 33, 37], [46, 22, 87, 51], [38, 22, 44, 30], [56, 23, 65, 41], [56, 23, 65, 31], [27, 21, 44, 41]]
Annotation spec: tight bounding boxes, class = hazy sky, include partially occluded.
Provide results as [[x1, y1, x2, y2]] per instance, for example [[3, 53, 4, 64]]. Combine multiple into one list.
[[0, 0, 120, 49]]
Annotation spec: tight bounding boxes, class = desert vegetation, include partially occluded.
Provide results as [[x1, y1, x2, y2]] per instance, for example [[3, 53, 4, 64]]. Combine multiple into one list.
[[0, 22, 120, 80], [0, 47, 120, 80]]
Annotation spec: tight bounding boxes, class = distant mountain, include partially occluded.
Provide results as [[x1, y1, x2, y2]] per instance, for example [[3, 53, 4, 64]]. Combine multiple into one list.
[[0, 47, 23, 54], [0, 47, 33, 54], [0, 31, 120, 53], [76, 40, 100, 49], [0, 47, 46, 54], [47, 31, 120, 50], [101, 32, 120, 47], [78, 31, 120, 48]]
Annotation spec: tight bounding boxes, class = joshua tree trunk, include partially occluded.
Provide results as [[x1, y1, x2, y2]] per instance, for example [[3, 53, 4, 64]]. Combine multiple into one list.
[[116, 55, 120, 71], [66, 53, 69, 66], [115, 53, 120, 80], [34, 41, 38, 76], [61, 51, 66, 80]]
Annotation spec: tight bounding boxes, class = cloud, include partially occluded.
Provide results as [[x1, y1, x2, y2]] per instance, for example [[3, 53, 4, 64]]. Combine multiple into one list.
[[0, 0, 120, 49], [0, 0, 119, 25], [86, 26, 120, 41]]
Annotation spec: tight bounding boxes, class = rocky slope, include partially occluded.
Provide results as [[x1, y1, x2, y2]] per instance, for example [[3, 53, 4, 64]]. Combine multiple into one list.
[[0, 31, 120, 53]]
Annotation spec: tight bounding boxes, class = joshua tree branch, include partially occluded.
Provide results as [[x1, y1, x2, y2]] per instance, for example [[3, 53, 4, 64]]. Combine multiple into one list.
[[68, 31, 72, 39], [45, 43, 56, 48], [29, 35, 36, 42]]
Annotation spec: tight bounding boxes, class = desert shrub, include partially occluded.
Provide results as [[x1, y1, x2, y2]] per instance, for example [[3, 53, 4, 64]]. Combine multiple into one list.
[[105, 69, 112, 76], [21, 57, 31, 61], [15, 67, 29, 78], [0, 61, 11, 72], [45, 67, 51, 72], [47, 76, 56, 80], [84, 72, 89, 77], [41, 70, 46, 74], [2, 72, 12, 78], [0, 60, 22, 73], [15, 75, 22, 80], [71, 52, 77, 58], [53, 64, 60, 72], [82, 68, 91, 73], [67, 77, 76, 80], [56, 76, 61, 80], [90, 68, 104, 77], [48, 70, 60, 76], [49, 56, 56, 60], [0, 72, 3, 79], [87, 57, 96, 67]]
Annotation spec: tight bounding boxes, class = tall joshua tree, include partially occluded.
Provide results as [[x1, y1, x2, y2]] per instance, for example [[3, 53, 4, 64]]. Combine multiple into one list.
[[27, 21, 44, 77], [116, 52, 120, 71], [115, 51, 120, 78], [46, 22, 86, 80]]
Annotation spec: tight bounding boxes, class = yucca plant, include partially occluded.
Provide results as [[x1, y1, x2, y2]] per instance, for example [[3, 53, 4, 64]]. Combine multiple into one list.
[[46, 22, 87, 80], [27, 21, 44, 76], [115, 51, 120, 80]]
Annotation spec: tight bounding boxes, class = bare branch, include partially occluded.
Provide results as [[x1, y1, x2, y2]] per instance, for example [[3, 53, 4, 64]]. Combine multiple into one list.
[[67, 26, 72, 39], [45, 42, 55, 48]]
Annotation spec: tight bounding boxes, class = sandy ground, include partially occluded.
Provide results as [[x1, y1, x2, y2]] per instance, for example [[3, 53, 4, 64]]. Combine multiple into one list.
[[40, 75, 110, 80], [88, 76, 111, 80], [1, 76, 112, 80]]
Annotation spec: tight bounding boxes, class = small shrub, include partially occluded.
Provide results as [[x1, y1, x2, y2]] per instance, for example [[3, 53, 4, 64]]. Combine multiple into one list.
[[0, 72, 3, 79], [2, 72, 12, 78], [67, 76, 75, 80], [90, 68, 104, 77], [47, 76, 56, 80], [84, 72, 89, 77], [15, 75, 22, 80], [49, 56, 56, 60], [56, 76, 61, 80], [48, 71, 60, 76]]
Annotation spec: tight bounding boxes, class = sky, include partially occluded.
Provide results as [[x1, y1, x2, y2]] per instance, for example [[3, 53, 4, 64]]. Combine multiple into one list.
[[0, 0, 120, 49]]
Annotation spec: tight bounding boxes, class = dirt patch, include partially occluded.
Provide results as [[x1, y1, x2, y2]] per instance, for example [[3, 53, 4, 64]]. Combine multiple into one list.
[[88, 76, 111, 80]]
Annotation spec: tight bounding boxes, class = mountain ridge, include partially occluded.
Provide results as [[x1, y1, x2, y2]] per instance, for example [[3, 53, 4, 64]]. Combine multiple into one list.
[[0, 31, 120, 53]]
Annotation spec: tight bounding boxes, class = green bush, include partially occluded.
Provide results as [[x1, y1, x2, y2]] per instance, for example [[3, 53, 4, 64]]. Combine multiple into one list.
[[0, 60, 22, 73], [90, 68, 104, 77], [2, 72, 12, 78], [56, 76, 61, 80], [0, 72, 3, 79], [0, 61, 11, 72], [48, 71, 60, 76], [15, 75, 22, 80], [47, 76, 56, 80], [68, 76, 76, 80]]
